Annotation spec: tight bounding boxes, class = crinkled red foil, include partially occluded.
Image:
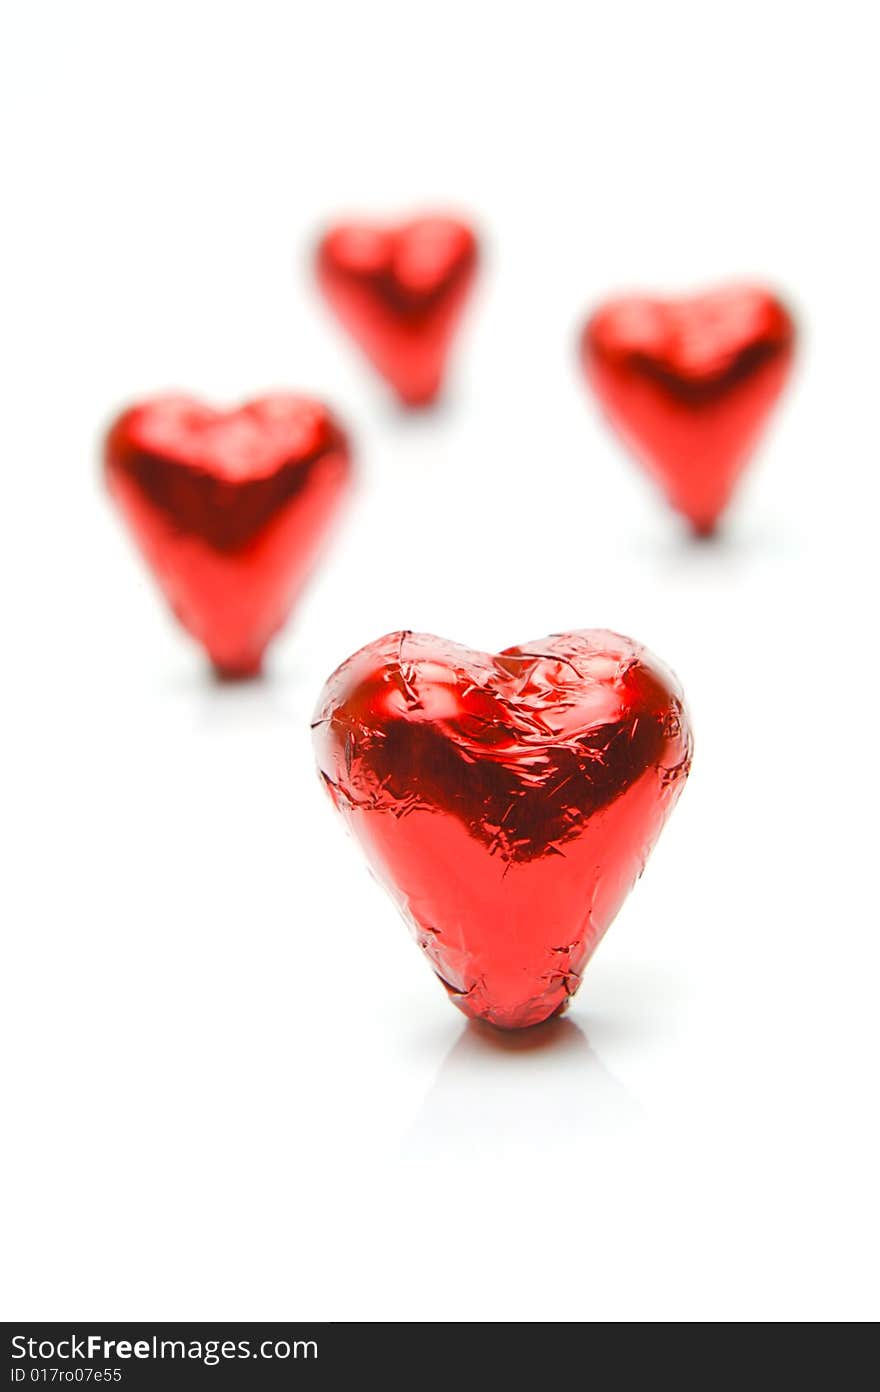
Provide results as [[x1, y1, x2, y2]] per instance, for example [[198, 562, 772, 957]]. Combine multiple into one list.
[[582, 286, 795, 534], [313, 630, 693, 1029], [105, 394, 351, 676], [315, 216, 478, 406]]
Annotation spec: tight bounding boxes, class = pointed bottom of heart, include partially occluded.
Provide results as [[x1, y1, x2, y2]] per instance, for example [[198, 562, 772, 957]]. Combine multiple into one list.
[[210, 655, 264, 682], [689, 518, 720, 540], [437, 971, 574, 1030], [420, 909, 595, 1030]]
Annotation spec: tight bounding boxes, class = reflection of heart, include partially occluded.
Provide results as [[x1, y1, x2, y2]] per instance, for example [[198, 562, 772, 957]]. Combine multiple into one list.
[[105, 395, 352, 677], [313, 629, 692, 1029], [582, 286, 795, 534], [315, 215, 479, 406]]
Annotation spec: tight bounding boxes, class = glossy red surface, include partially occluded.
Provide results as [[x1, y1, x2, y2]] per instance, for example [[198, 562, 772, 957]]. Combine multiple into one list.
[[315, 215, 478, 406], [105, 395, 351, 676], [313, 630, 693, 1029], [582, 286, 795, 534]]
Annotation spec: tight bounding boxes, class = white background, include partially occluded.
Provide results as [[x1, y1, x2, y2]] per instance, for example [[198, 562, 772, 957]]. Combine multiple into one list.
[[2, 0, 878, 1322]]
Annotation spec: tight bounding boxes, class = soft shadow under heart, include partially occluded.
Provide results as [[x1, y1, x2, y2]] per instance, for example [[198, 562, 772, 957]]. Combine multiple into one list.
[[403, 1015, 642, 1156]]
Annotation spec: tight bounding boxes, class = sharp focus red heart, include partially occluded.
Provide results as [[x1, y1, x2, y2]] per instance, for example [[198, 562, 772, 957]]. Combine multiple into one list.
[[105, 394, 352, 677], [315, 215, 479, 407], [581, 286, 795, 534], [313, 630, 693, 1029]]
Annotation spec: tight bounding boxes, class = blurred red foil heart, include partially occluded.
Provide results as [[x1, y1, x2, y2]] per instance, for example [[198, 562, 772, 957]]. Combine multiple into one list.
[[315, 215, 479, 406], [313, 630, 693, 1029], [582, 286, 795, 534], [105, 395, 351, 677]]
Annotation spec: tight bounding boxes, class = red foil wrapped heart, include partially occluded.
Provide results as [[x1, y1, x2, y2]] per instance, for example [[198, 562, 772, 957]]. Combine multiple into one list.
[[582, 286, 795, 534], [313, 630, 693, 1029], [105, 394, 351, 677], [315, 215, 479, 407]]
